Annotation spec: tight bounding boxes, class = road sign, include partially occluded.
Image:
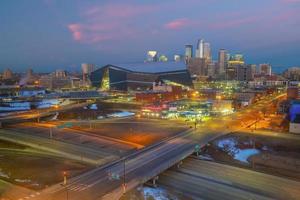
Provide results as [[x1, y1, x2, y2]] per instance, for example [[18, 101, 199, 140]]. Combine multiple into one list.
[[57, 124, 64, 129], [111, 173, 120, 180], [108, 172, 120, 180], [65, 122, 73, 128], [57, 122, 73, 129], [195, 144, 201, 152]]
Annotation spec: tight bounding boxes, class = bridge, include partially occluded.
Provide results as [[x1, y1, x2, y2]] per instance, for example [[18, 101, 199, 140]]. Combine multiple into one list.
[[2, 93, 286, 200], [0, 101, 91, 126], [159, 158, 300, 200]]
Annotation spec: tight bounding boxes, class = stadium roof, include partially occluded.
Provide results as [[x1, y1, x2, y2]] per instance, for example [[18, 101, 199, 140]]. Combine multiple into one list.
[[107, 61, 187, 73]]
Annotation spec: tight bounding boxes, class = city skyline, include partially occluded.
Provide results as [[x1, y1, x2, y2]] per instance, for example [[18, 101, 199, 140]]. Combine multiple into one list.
[[0, 0, 300, 72]]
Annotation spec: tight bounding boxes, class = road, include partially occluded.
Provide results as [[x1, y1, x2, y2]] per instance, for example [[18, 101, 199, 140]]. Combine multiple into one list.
[[6, 122, 139, 154], [0, 128, 116, 165], [159, 158, 300, 200], [0, 101, 91, 124], [3, 92, 287, 200]]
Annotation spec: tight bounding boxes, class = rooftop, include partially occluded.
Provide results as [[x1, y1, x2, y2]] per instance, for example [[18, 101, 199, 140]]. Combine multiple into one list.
[[107, 61, 187, 73]]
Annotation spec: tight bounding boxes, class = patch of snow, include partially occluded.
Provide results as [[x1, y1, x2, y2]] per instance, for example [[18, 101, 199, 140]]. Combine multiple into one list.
[[0, 170, 9, 179], [15, 179, 31, 183], [216, 138, 238, 155], [107, 111, 135, 118], [89, 104, 98, 110], [216, 137, 261, 163], [234, 149, 260, 163], [143, 187, 179, 200]]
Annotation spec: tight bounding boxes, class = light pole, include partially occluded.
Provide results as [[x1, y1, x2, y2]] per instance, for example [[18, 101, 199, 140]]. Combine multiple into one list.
[[122, 158, 126, 194], [63, 171, 67, 185], [63, 171, 69, 200], [49, 127, 53, 139]]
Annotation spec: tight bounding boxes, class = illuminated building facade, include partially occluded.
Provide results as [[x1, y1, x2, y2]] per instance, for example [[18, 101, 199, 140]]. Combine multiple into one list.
[[226, 54, 245, 80], [81, 63, 95, 85], [203, 42, 212, 62], [218, 49, 227, 74], [159, 55, 168, 62], [174, 55, 182, 62], [185, 45, 193, 59], [283, 67, 300, 81], [187, 58, 207, 77], [2, 68, 13, 80], [146, 51, 158, 62], [195, 39, 204, 58], [258, 63, 272, 76]]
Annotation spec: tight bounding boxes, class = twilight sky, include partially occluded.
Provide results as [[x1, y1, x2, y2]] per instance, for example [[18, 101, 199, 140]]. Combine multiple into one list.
[[0, 0, 300, 72]]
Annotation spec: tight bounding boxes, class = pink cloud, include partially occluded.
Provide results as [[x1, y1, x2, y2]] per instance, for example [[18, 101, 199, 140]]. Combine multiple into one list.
[[68, 3, 157, 44], [68, 24, 82, 41], [164, 18, 192, 30]]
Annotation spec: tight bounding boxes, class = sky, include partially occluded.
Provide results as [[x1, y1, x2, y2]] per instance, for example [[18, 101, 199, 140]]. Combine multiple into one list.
[[0, 0, 300, 72]]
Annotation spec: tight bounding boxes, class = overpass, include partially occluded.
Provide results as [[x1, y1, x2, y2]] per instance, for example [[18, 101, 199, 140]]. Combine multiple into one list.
[[3, 93, 286, 200], [159, 158, 300, 200], [0, 101, 92, 126]]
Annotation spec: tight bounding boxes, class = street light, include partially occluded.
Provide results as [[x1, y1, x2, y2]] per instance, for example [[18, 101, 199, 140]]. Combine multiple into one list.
[[122, 158, 126, 194], [63, 171, 67, 185], [63, 171, 69, 200]]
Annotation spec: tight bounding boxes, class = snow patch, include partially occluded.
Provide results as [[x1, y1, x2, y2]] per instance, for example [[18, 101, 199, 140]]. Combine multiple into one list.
[[143, 187, 179, 200], [89, 104, 98, 110], [234, 149, 260, 163], [216, 137, 261, 163], [107, 111, 135, 118]]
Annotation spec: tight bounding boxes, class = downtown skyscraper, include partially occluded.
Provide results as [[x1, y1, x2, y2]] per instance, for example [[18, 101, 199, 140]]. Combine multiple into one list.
[[185, 44, 193, 59], [195, 39, 211, 62], [203, 42, 212, 62], [218, 49, 227, 74], [195, 39, 204, 58]]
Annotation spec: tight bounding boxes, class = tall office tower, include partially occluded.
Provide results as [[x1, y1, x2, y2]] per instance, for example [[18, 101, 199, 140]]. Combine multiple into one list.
[[218, 49, 227, 74], [283, 67, 300, 81], [249, 64, 257, 77], [81, 63, 95, 84], [187, 58, 207, 77], [146, 51, 158, 62], [185, 45, 193, 59], [236, 65, 253, 81], [207, 62, 217, 78], [259, 63, 272, 76], [203, 42, 212, 61], [195, 39, 204, 58], [3, 68, 13, 80]]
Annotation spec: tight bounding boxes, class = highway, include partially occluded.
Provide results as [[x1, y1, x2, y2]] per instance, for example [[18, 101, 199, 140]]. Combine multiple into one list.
[[0, 101, 91, 125], [6, 122, 139, 154], [3, 92, 288, 200], [0, 128, 117, 165], [159, 158, 300, 200]]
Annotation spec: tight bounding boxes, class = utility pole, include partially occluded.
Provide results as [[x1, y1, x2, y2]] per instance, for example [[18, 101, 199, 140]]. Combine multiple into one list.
[[49, 127, 53, 139]]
